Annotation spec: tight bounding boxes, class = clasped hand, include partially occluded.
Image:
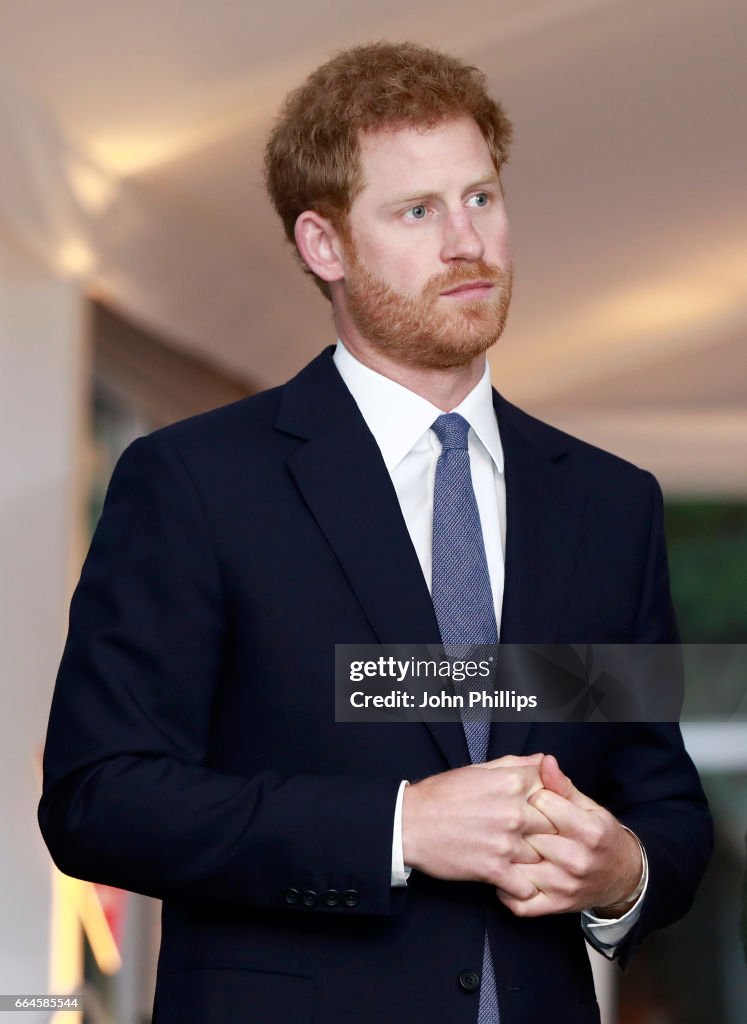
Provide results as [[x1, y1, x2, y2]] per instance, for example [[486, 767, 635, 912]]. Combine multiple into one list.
[[402, 753, 642, 918]]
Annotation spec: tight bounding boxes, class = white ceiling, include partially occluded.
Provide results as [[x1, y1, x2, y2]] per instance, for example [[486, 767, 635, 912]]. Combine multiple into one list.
[[0, 0, 744, 490]]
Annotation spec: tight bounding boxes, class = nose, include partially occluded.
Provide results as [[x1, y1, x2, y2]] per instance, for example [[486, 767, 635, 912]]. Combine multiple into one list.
[[440, 210, 485, 263]]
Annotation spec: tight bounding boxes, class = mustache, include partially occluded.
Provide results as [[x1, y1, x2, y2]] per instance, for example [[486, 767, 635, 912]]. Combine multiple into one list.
[[425, 259, 508, 298]]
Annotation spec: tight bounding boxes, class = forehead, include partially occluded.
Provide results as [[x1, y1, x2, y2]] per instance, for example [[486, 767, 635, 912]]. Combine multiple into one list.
[[355, 116, 496, 202]]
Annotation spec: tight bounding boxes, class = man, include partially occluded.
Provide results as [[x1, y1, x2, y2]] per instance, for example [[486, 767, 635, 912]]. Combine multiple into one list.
[[40, 43, 712, 1023]]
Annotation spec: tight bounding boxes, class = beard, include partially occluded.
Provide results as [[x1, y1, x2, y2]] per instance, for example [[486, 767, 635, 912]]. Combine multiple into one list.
[[342, 243, 513, 371]]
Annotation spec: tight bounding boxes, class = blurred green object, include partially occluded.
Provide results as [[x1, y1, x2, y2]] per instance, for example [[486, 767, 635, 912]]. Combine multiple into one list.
[[665, 502, 747, 643]]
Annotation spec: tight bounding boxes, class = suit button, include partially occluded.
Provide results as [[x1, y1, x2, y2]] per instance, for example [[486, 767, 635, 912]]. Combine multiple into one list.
[[324, 889, 340, 907], [302, 889, 318, 907], [342, 888, 359, 907], [283, 888, 300, 906], [458, 970, 481, 993]]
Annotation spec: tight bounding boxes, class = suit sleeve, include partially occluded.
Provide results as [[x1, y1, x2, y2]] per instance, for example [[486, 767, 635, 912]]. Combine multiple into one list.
[[605, 471, 713, 967], [38, 433, 405, 916]]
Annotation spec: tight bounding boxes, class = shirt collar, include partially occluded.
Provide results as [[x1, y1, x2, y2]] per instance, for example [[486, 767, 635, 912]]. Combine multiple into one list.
[[333, 340, 504, 474]]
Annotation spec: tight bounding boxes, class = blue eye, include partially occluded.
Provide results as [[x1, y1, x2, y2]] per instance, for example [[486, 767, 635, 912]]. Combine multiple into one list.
[[407, 205, 427, 220], [469, 192, 489, 207]]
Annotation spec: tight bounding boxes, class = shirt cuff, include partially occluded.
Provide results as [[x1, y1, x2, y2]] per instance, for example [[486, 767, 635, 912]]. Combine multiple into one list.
[[391, 780, 412, 887], [581, 827, 648, 958]]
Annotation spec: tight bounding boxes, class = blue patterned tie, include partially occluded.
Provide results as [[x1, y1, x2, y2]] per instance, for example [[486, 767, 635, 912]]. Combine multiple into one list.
[[431, 412, 500, 1024]]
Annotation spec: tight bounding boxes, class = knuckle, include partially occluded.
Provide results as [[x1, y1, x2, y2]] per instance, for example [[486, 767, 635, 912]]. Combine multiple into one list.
[[502, 810, 522, 833], [493, 835, 512, 859], [510, 898, 529, 917], [585, 822, 605, 851], [529, 790, 545, 811], [487, 863, 506, 888], [558, 875, 578, 897], [569, 851, 592, 877], [503, 770, 523, 796]]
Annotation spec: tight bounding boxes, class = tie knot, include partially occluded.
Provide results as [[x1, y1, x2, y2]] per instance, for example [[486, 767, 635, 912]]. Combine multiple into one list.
[[432, 412, 470, 451]]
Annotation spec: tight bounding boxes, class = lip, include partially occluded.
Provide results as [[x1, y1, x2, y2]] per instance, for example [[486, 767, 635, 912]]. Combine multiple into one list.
[[440, 280, 494, 298]]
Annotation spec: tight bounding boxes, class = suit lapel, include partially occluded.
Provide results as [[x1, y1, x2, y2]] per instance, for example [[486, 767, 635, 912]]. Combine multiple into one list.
[[275, 353, 586, 767], [489, 391, 587, 758], [277, 350, 469, 769]]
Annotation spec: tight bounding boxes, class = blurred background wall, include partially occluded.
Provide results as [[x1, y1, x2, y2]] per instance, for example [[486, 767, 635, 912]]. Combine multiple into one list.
[[0, 1, 744, 1021]]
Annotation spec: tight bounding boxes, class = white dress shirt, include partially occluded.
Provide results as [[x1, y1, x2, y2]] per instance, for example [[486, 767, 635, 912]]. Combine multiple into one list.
[[333, 339, 647, 954]]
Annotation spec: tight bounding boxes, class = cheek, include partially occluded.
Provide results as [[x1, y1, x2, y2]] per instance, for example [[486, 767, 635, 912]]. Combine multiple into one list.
[[479, 219, 510, 265], [493, 220, 512, 265], [500, 231, 512, 264], [363, 247, 428, 295], [391, 259, 431, 296]]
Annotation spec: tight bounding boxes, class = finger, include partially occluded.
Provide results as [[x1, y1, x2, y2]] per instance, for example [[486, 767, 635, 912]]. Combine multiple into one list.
[[539, 754, 572, 797], [517, 858, 580, 899], [493, 863, 539, 901], [495, 888, 565, 918], [523, 803, 559, 835], [540, 755, 598, 812], [528, 789, 599, 838], [481, 764, 544, 799], [512, 839, 543, 864], [522, 833, 582, 872]]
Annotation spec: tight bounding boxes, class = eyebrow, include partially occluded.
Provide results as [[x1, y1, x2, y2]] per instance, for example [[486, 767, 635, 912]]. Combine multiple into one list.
[[383, 174, 502, 210]]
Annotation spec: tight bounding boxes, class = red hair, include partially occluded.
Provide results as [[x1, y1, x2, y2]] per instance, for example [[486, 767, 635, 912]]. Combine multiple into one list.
[[264, 41, 513, 297]]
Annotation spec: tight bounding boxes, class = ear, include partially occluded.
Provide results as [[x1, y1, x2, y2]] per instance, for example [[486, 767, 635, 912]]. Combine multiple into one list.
[[294, 211, 346, 284]]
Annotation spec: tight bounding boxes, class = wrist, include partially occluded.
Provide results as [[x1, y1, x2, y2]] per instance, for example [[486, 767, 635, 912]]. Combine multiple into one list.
[[593, 828, 645, 917]]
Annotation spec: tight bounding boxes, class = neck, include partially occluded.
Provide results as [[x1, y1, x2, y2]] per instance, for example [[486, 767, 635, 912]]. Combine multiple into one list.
[[337, 332, 486, 411]]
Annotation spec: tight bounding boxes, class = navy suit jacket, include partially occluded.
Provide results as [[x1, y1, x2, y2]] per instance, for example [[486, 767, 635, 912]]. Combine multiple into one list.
[[39, 347, 712, 1024]]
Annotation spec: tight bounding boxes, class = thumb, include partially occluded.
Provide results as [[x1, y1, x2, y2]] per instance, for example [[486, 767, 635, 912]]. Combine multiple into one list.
[[540, 754, 598, 811], [540, 754, 574, 798]]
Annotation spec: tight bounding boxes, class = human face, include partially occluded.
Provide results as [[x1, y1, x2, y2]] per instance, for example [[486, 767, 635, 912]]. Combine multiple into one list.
[[339, 116, 513, 371]]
